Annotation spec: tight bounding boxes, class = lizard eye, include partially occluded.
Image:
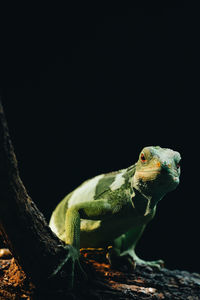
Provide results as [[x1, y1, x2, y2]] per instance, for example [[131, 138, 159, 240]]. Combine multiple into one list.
[[176, 162, 180, 169], [140, 153, 146, 163]]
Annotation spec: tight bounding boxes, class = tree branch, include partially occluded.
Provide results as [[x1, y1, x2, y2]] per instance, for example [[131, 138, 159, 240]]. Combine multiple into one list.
[[1, 248, 200, 299]]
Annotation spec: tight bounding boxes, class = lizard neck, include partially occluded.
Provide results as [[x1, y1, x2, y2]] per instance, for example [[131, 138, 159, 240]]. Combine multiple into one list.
[[131, 174, 165, 215], [133, 172, 165, 201]]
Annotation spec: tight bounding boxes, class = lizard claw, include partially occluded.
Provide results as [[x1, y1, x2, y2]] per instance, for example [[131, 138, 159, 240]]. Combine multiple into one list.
[[136, 258, 165, 270]]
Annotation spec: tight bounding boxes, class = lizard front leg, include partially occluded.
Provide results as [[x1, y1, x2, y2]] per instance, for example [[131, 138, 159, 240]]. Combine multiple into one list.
[[62, 199, 115, 285], [65, 199, 114, 251]]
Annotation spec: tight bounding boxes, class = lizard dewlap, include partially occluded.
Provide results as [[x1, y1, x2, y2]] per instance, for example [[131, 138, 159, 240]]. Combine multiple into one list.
[[49, 146, 181, 269]]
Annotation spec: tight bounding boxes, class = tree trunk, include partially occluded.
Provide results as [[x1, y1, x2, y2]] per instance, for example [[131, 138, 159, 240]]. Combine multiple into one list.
[[0, 98, 81, 290]]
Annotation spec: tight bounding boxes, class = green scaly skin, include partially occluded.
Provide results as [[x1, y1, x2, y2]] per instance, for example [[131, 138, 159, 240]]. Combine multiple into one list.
[[50, 146, 181, 276]]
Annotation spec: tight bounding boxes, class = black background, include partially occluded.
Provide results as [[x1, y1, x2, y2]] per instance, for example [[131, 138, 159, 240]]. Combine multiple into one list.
[[1, 5, 199, 273]]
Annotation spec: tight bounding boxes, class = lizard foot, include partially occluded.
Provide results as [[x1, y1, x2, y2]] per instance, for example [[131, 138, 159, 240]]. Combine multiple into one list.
[[119, 250, 164, 270], [49, 245, 87, 290], [134, 257, 165, 270]]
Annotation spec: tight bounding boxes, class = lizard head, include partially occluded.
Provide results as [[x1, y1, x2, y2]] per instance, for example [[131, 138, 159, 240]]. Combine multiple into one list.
[[134, 146, 181, 199]]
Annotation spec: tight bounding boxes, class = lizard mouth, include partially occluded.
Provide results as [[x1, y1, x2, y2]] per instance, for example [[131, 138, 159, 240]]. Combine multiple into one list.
[[136, 169, 161, 175], [136, 167, 180, 186], [138, 169, 160, 172], [139, 166, 179, 176]]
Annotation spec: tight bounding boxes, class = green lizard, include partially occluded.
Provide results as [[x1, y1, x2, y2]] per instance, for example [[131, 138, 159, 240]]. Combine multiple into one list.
[[50, 146, 181, 270]]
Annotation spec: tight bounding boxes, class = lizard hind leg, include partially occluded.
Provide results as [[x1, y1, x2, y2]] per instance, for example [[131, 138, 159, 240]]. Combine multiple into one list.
[[106, 234, 136, 272], [121, 225, 164, 269], [107, 224, 164, 271]]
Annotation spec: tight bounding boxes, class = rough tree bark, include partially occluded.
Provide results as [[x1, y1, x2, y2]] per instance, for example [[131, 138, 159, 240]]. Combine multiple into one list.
[[0, 98, 200, 299], [0, 98, 83, 292]]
